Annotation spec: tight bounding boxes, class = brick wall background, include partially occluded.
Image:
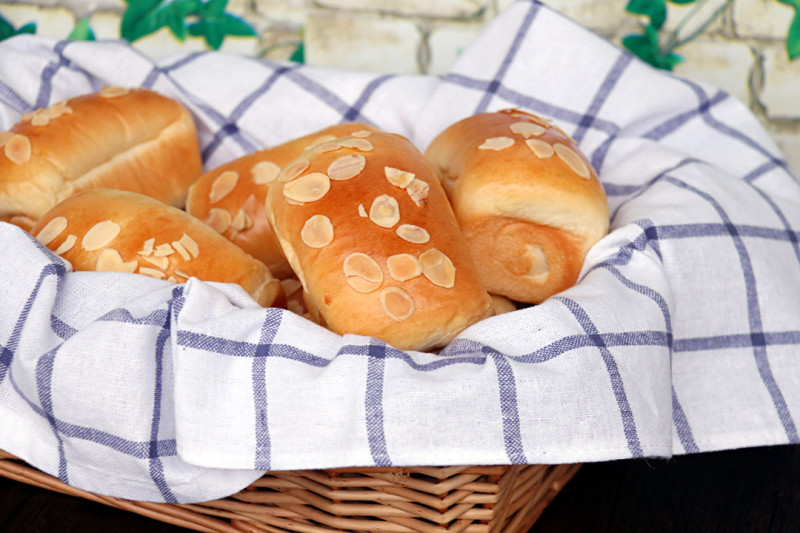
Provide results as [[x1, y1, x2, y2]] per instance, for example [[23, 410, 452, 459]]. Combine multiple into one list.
[[1, 0, 797, 177]]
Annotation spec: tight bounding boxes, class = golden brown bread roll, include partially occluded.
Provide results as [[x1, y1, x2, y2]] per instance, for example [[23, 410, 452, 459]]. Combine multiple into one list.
[[185, 123, 378, 279], [0, 86, 202, 229], [30, 188, 283, 308], [424, 109, 609, 304], [266, 131, 493, 352]]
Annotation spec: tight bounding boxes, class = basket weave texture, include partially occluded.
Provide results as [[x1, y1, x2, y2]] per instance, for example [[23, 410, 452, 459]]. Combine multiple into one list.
[[0, 450, 579, 532]]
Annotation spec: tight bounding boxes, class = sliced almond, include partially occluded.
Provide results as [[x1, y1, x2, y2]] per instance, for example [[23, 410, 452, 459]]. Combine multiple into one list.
[[138, 237, 155, 256], [419, 248, 456, 288], [179, 233, 199, 258], [554, 142, 590, 179], [172, 240, 191, 261], [510, 121, 546, 138], [387, 254, 422, 281], [100, 86, 129, 98], [339, 138, 373, 151], [154, 243, 175, 257], [209, 170, 239, 203], [380, 287, 414, 321], [205, 208, 232, 233], [369, 194, 400, 228], [31, 113, 50, 127], [395, 224, 430, 244], [384, 167, 415, 188], [279, 158, 310, 182], [5, 134, 31, 164], [343, 253, 383, 282], [314, 142, 342, 154], [346, 276, 382, 293], [406, 178, 430, 207], [351, 130, 372, 138], [139, 267, 166, 279], [526, 138, 554, 159], [81, 220, 121, 251], [142, 255, 170, 270], [283, 172, 330, 203], [174, 269, 191, 279], [307, 134, 337, 149], [301, 214, 334, 248], [358, 204, 367, 217], [35, 216, 68, 246], [54, 234, 77, 255], [328, 154, 366, 180], [96, 248, 137, 274], [478, 136, 514, 151], [251, 161, 281, 184], [231, 208, 252, 231]]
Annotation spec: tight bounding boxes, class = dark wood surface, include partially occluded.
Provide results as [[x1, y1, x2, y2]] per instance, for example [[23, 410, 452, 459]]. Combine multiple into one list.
[[1, 444, 798, 532]]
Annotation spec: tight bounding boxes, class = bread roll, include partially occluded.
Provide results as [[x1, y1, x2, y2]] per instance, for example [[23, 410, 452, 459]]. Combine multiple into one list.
[[186, 123, 378, 279], [30, 188, 283, 308], [424, 109, 609, 304], [266, 131, 493, 352], [0, 86, 202, 229]]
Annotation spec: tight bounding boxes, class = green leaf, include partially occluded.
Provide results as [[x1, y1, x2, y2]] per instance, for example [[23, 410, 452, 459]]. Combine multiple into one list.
[[289, 42, 304, 64], [16, 22, 36, 35], [623, 24, 683, 71], [68, 17, 95, 41], [203, 0, 229, 17], [668, 0, 698, 4], [626, 0, 667, 29], [777, 0, 800, 60], [0, 15, 14, 41]]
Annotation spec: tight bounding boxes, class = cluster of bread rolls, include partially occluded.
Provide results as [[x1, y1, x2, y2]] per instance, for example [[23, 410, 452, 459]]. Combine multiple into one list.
[[2, 86, 609, 351]]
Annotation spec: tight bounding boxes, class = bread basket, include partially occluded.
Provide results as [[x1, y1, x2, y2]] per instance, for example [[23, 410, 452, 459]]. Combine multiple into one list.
[[0, 450, 579, 532]]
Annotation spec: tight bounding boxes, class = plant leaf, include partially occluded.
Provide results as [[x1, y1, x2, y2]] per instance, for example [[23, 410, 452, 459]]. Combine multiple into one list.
[[625, 0, 667, 29], [15, 22, 36, 35], [0, 15, 14, 41], [777, 0, 800, 60], [289, 42, 304, 64], [68, 17, 95, 41], [668, 0, 698, 4]]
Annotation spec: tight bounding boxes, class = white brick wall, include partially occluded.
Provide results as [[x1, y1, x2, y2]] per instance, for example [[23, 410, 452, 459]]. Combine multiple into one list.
[[0, 0, 797, 177]]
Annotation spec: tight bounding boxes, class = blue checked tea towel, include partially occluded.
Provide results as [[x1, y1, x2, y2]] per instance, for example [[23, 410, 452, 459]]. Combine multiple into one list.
[[1, 0, 799, 503]]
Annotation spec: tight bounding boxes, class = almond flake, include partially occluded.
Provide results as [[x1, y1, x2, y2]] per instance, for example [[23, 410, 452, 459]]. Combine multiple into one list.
[[384, 167, 415, 188], [172, 240, 191, 261], [339, 138, 373, 151], [143, 255, 170, 270], [279, 158, 310, 182], [526, 138, 554, 159], [35, 216, 68, 246], [251, 161, 281, 184], [478, 136, 514, 151], [31, 113, 50, 127], [100, 86, 129, 98], [82, 220, 121, 251], [138, 238, 155, 256], [351, 130, 372, 138], [205, 208, 232, 233], [139, 267, 166, 279], [179, 234, 199, 258], [283, 172, 330, 203], [300, 214, 334, 248], [510, 121, 546, 138], [358, 204, 367, 217], [346, 276, 382, 293], [343, 252, 383, 284], [369, 194, 400, 228], [209, 170, 239, 203], [380, 287, 414, 321], [231, 209, 252, 231], [54, 234, 77, 255], [327, 154, 366, 180], [96, 248, 138, 273], [554, 142, 590, 179], [419, 248, 456, 288], [5, 134, 31, 164], [387, 254, 422, 282], [395, 224, 430, 244], [154, 243, 175, 257], [406, 178, 430, 207], [314, 142, 342, 154], [174, 270, 191, 279]]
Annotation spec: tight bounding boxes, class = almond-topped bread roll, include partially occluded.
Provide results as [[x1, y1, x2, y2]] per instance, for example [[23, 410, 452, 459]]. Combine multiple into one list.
[[186, 123, 378, 279], [266, 131, 494, 352], [0, 87, 202, 230], [30, 188, 283, 308], [425, 109, 609, 304]]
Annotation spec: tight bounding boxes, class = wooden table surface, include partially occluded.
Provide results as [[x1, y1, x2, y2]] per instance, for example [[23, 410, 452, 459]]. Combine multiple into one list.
[[1, 444, 798, 532]]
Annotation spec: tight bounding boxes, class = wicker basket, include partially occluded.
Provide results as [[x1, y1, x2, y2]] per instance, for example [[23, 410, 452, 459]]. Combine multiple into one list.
[[0, 450, 579, 532]]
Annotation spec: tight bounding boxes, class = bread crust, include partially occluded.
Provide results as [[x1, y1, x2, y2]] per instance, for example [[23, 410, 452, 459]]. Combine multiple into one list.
[[0, 87, 202, 225], [266, 131, 493, 351], [186, 123, 378, 279], [425, 109, 609, 304], [30, 188, 283, 308]]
